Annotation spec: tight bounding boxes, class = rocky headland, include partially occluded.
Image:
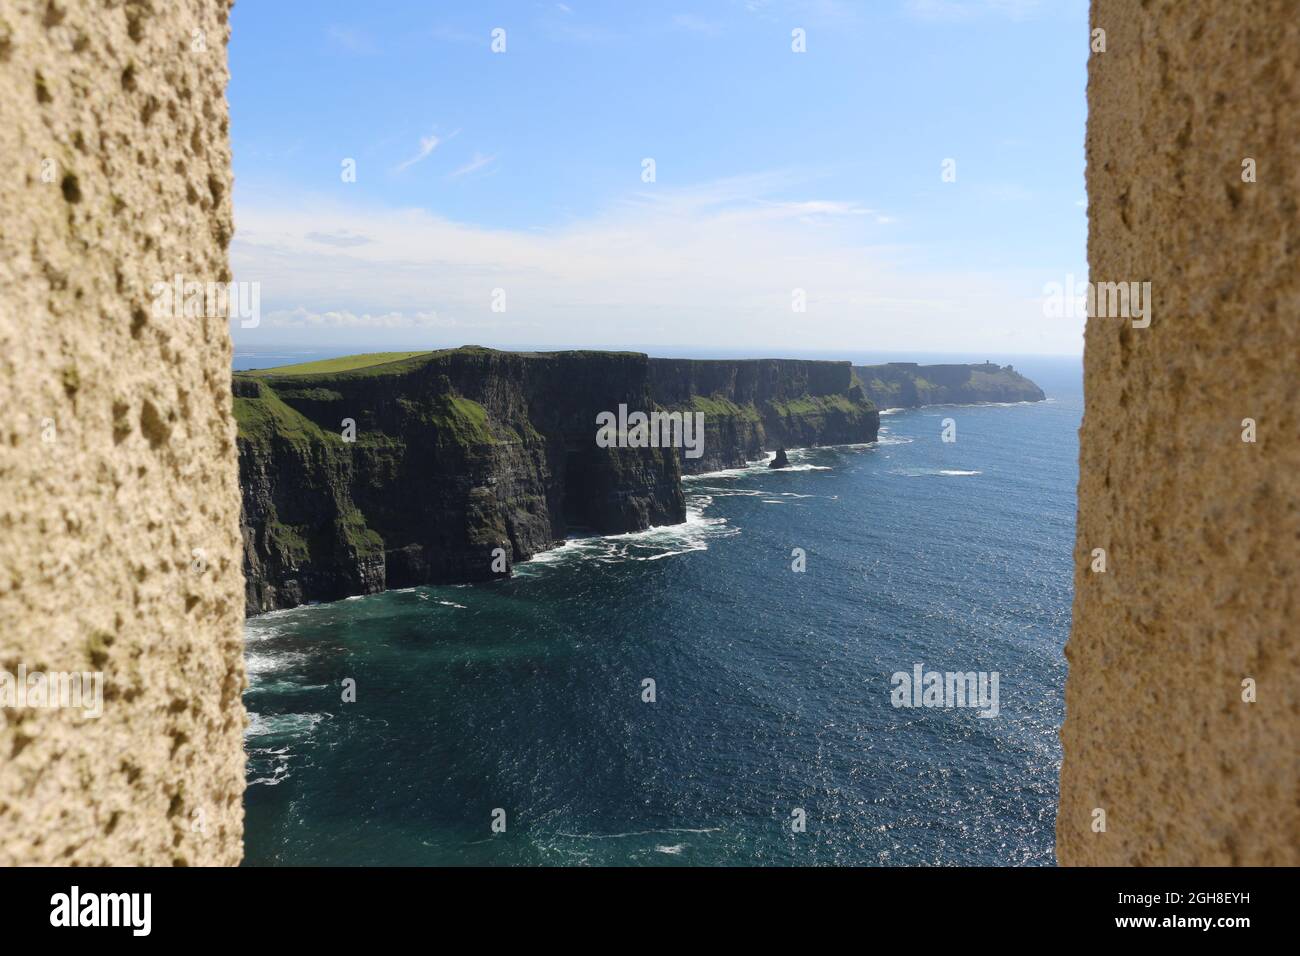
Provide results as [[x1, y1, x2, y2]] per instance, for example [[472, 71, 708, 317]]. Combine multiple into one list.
[[236, 350, 1044, 614], [853, 361, 1045, 408], [236, 348, 881, 613]]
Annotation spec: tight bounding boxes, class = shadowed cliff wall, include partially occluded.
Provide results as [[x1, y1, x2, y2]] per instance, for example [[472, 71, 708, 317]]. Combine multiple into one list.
[[1058, 0, 1298, 865], [0, 0, 245, 864]]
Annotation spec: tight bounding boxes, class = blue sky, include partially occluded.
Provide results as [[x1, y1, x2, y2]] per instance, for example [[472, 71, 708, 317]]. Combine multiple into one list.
[[228, 0, 1089, 356]]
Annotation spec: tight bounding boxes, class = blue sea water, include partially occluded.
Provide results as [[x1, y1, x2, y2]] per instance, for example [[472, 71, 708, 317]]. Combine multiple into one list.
[[242, 357, 1081, 866]]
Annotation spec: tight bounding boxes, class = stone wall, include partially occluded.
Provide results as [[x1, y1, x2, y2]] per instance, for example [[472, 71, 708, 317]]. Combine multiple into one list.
[[1058, 0, 1298, 865], [0, 0, 244, 865]]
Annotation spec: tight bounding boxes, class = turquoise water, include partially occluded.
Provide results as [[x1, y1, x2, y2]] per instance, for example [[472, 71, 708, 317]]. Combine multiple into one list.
[[243, 359, 1080, 866]]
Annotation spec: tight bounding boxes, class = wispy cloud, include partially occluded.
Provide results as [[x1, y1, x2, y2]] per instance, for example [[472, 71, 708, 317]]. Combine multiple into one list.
[[230, 172, 1081, 353], [903, 0, 1042, 22], [539, 10, 622, 44], [394, 129, 458, 173], [671, 13, 723, 34], [326, 25, 379, 55], [265, 308, 454, 329], [306, 231, 373, 248], [736, 0, 862, 26], [448, 153, 498, 179], [430, 24, 479, 45]]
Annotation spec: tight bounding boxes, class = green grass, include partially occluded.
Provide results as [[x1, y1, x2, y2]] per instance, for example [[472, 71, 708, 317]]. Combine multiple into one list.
[[431, 395, 496, 445], [681, 394, 762, 421], [274, 387, 344, 403], [267, 519, 311, 563], [232, 384, 331, 450], [767, 394, 859, 417], [245, 351, 432, 377], [339, 508, 384, 554]]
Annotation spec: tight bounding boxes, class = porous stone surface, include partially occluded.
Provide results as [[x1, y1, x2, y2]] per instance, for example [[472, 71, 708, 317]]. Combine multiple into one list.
[[0, 0, 245, 865], [1059, 0, 1298, 865]]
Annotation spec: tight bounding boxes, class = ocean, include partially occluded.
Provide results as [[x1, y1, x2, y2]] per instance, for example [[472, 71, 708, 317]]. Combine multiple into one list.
[[241, 355, 1081, 866]]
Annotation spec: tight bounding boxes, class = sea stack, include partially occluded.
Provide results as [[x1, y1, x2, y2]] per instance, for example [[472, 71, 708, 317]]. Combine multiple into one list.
[[769, 448, 791, 469]]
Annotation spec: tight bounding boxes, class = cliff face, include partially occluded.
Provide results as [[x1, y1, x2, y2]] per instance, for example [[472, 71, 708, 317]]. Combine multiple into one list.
[[650, 358, 880, 474], [238, 349, 877, 613], [237, 349, 686, 613], [853, 362, 1045, 408]]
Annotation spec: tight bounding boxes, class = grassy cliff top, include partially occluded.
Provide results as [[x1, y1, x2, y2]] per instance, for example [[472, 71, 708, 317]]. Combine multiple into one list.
[[236, 346, 653, 383], [238, 347, 874, 381], [242, 351, 433, 377], [851, 361, 1044, 406]]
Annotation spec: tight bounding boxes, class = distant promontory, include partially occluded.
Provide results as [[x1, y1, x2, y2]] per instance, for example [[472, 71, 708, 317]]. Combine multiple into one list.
[[852, 362, 1046, 408]]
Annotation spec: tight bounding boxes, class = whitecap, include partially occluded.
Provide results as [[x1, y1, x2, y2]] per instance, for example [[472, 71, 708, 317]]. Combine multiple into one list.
[[890, 467, 982, 477], [244, 647, 310, 679], [519, 499, 735, 568]]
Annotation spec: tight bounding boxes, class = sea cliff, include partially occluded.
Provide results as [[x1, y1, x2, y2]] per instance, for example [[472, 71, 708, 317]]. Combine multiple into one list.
[[649, 358, 879, 474], [236, 348, 878, 613]]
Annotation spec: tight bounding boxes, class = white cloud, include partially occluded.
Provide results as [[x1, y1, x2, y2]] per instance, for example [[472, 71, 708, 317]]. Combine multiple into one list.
[[448, 153, 498, 179], [671, 14, 722, 34], [306, 231, 374, 247], [231, 174, 1083, 353], [266, 308, 453, 329], [326, 25, 379, 55], [736, 0, 861, 26], [903, 0, 1042, 22], [394, 129, 458, 173]]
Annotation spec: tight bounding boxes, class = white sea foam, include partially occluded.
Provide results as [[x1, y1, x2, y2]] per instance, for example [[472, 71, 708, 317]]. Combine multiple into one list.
[[554, 827, 721, 840], [520, 497, 735, 570], [244, 646, 310, 679], [691, 486, 828, 500], [245, 710, 325, 741], [891, 467, 982, 477], [245, 712, 327, 787], [687, 458, 775, 480]]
